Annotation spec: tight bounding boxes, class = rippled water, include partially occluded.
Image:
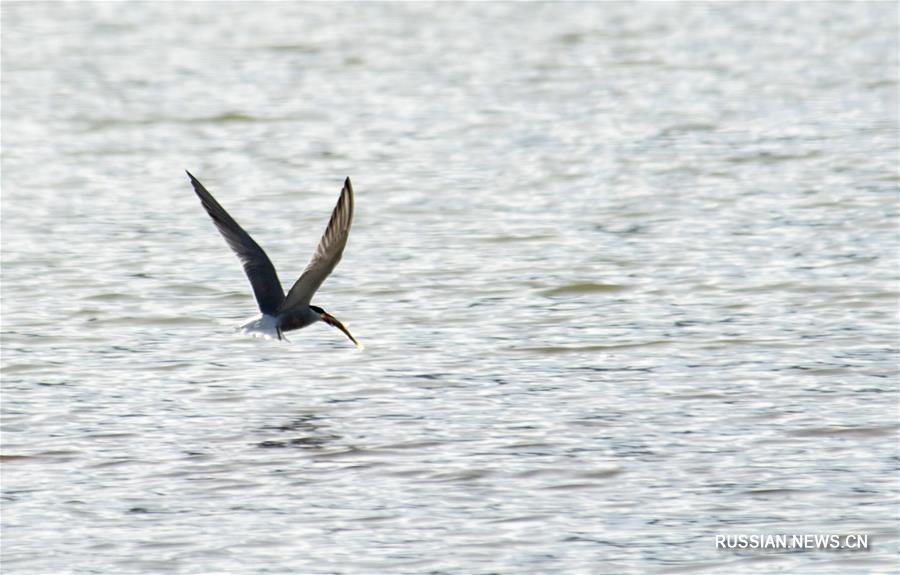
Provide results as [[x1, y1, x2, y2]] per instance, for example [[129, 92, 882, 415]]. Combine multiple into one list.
[[2, 3, 898, 574]]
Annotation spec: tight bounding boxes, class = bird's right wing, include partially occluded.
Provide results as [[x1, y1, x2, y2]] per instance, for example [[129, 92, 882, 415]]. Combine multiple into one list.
[[186, 171, 285, 315], [279, 177, 354, 312]]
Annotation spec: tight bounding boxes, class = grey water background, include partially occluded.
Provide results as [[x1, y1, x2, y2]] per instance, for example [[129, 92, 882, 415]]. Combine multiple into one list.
[[2, 2, 898, 574]]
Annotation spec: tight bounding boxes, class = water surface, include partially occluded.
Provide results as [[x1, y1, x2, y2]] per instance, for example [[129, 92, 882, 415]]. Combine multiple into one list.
[[2, 3, 898, 574]]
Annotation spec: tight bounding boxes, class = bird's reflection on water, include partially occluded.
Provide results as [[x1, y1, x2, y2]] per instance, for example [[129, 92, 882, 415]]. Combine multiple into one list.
[[256, 414, 341, 449]]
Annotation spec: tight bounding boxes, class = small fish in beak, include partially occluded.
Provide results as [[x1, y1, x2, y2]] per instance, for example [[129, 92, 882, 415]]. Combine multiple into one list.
[[320, 311, 362, 349]]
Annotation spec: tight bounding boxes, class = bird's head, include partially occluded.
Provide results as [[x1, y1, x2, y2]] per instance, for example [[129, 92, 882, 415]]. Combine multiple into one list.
[[310, 305, 362, 349]]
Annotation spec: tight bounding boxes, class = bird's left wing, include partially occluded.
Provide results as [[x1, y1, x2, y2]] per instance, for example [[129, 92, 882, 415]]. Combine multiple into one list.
[[279, 177, 354, 312], [186, 171, 285, 315]]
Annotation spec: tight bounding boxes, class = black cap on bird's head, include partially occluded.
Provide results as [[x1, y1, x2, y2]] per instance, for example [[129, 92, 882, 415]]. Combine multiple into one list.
[[310, 305, 362, 348]]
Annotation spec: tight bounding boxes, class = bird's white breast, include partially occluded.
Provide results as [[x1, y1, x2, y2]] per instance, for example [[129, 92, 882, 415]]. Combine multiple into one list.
[[239, 314, 279, 339]]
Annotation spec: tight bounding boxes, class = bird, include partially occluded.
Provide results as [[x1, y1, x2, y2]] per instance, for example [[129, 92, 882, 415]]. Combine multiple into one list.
[[186, 171, 361, 348]]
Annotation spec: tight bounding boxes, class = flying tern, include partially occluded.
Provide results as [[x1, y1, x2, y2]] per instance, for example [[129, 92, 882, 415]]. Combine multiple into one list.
[[186, 171, 361, 347]]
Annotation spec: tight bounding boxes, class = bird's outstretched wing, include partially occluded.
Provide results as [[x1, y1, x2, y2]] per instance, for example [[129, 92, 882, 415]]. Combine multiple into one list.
[[279, 177, 354, 312], [186, 171, 285, 315]]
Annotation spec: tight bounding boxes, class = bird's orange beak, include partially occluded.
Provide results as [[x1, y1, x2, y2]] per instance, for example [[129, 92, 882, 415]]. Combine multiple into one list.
[[320, 312, 362, 349]]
